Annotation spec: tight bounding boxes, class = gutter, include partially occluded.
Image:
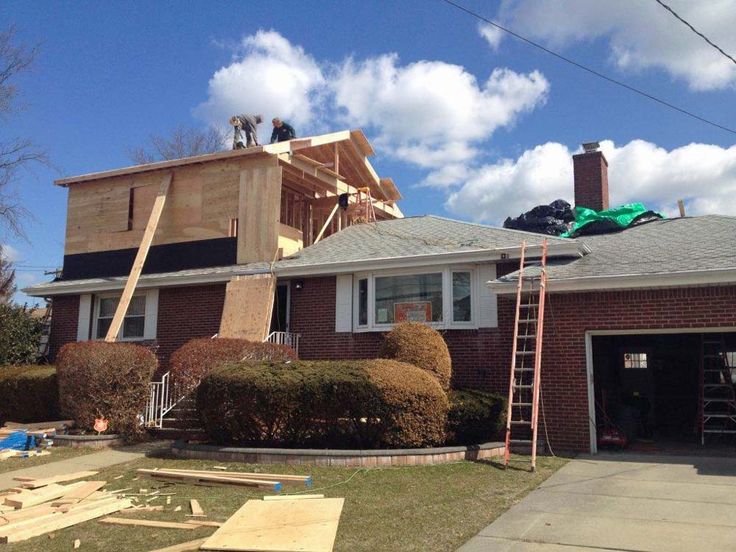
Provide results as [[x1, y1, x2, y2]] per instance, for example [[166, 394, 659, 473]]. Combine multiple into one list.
[[487, 267, 736, 295]]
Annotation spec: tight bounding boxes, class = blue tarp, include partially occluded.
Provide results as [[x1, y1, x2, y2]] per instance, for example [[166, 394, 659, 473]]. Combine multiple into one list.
[[0, 430, 37, 451]]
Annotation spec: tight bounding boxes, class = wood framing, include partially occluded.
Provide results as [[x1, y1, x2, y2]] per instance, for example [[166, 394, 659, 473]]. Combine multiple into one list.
[[105, 173, 172, 341]]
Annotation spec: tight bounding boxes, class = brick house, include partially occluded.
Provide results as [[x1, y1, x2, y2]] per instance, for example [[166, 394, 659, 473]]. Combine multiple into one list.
[[26, 136, 736, 453]]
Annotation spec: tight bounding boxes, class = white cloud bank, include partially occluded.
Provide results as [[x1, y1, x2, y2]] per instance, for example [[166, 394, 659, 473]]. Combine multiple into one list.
[[446, 140, 736, 223], [0, 244, 19, 262], [495, 0, 736, 90], [196, 31, 549, 167]]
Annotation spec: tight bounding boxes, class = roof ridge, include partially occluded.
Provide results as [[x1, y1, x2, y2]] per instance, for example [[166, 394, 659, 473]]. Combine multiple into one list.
[[422, 214, 571, 241]]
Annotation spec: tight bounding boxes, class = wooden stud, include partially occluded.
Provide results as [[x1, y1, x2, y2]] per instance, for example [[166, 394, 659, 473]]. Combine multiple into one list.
[[263, 494, 324, 501], [678, 199, 686, 217], [314, 203, 340, 244], [189, 499, 205, 517], [105, 172, 172, 341], [99, 517, 196, 530]]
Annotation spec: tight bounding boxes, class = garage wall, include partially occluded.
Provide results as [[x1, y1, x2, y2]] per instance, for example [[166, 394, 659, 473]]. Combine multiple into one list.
[[522, 285, 736, 452]]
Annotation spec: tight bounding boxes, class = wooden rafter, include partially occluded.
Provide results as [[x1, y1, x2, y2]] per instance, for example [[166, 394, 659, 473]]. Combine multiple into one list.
[[105, 172, 172, 342]]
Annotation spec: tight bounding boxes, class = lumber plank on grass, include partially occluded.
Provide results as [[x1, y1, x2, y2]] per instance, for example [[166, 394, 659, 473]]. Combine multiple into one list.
[[99, 517, 197, 530], [184, 520, 221, 528], [147, 538, 208, 552], [137, 469, 281, 490], [200, 498, 345, 552], [189, 499, 205, 517], [263, 494, 325, 501], [16, 470, 99, 489], [3, 482, 84, 509], [56, 480, 107, 501], [0, 498, 132, 543], [162, 468, 312, 484], [0, 504, 56, 525]]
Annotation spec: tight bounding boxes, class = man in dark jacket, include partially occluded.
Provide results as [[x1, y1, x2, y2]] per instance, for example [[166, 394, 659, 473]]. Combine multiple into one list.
[[230, 114, 262, 149], [270, 118, 296, 143]]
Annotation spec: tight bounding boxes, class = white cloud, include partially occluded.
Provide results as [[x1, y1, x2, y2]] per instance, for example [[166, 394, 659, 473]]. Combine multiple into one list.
[[0, 244, 19, 262], [478, 23, 504, 51], [332, 55, 549, 167], [495, 0, 736, 90], [195, 30, 326, 133], [446, 139, 736, 223]]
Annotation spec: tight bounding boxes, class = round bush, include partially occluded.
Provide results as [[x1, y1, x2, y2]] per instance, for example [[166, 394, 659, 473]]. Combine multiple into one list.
[[197, 359, 448, 449], [446, 389, 507, 445], [57, 342, 157, 436], [0, 365, 60, 425], [379, 322, 452, 390], [170, 337, 297, 390]]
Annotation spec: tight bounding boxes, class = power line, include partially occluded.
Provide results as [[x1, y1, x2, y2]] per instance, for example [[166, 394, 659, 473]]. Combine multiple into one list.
[[653, 0, 736, 66], [439, 0, 736, 136]]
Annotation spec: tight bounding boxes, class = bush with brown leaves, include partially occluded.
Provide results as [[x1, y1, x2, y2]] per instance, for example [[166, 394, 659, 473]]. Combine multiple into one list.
[[379, 322, 452, 390]]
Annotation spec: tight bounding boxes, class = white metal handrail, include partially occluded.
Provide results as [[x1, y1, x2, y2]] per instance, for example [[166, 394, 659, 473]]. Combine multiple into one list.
[[265, 331, 300, 354]]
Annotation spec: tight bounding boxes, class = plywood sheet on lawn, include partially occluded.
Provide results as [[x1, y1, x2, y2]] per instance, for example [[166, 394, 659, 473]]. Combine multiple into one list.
[[201, 498, 344, 552], [218, 274, 275, 342]]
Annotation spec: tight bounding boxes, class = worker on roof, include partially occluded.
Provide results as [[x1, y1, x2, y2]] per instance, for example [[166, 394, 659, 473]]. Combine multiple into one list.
[[229, 114, 262, 149], [270, 118, 296, 144]]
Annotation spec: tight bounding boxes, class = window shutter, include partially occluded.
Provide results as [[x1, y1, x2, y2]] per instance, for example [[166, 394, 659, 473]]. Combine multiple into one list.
[[477, 264, 498, 328], [77, 294, 92, 341], [335, 275, 353, 332], [144, 289, 159, 340]]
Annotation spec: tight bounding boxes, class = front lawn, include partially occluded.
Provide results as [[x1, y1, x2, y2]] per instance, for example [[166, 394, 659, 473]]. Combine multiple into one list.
[[3, 454, 567, 552]]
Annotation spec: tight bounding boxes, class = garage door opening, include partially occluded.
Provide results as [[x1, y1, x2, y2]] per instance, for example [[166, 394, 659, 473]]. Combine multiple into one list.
[[591, 332, 736, 453]]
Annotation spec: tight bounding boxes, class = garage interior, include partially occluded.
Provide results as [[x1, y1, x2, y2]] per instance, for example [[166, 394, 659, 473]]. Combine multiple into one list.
[[592, 332, 736, 451]]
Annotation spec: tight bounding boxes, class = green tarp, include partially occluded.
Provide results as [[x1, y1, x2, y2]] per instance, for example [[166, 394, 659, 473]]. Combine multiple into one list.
[[561, 203, 664, 238]]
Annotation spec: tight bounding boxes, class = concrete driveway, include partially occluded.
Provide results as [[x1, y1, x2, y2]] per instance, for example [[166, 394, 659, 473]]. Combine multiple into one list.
[[460, 453, 736, 551]]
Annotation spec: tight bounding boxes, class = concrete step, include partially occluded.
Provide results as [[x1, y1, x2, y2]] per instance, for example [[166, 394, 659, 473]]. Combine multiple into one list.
[[150, 427, 206, 441], [161, 417, 202, 430]]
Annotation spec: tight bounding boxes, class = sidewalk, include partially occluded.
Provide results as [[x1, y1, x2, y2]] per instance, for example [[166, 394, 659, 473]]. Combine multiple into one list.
[[0, 441, 168, 490]]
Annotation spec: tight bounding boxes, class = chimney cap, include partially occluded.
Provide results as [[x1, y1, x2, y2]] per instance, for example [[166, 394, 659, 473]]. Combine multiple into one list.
[[582, 141, 600, 153]]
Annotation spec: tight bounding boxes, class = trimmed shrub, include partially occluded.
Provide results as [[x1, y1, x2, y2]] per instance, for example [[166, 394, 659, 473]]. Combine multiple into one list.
[[0, 304, 44, 366], [0, 365, 60, 425], [56, 342, 157, 436], [446, 389, 507, 445], [169, 337, 297, 390], [379, 322, 452, 390], [197, 359, 448, 448]]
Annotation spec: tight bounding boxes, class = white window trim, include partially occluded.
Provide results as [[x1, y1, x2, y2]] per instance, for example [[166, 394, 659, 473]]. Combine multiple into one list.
[[91, 289, 158, 342], [352, 266, 481, 332]]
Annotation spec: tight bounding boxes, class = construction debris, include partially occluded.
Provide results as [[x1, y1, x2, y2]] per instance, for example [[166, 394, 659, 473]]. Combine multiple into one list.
[[188, 499, 205, 517], [0, 424, 56, 461], [99, 517, 199, 530], [0, 477, 131, 543], [137, 468, 313, 491], [201, 498, 344, 552]]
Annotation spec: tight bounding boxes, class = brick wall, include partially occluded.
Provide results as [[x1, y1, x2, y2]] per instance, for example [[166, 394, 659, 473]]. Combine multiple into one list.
[[573, 150, 609, 211], [48, 295, 80, 361], [288, 276, 512, 391], [156, 284, 226, 369]]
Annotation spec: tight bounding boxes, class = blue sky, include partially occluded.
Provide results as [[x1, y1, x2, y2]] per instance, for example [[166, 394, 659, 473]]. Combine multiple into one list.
[[3, 0, 736, 304]]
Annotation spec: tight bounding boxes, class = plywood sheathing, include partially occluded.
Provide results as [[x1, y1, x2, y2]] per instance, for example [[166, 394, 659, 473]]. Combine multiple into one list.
[[237, 164, 282, 264], [200, 498, 345, 552], [218, 274, 275, 341]]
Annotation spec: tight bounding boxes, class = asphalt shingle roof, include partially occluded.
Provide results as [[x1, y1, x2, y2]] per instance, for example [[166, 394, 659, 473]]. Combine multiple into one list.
[[498, 214, 736, 282], [275, 215, 566, 269]]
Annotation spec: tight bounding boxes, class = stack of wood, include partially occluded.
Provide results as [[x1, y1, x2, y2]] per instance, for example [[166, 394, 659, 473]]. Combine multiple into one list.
[[137, 468, 312, 491], [0, 471, 131, 543], [0, 423, 60, 460]]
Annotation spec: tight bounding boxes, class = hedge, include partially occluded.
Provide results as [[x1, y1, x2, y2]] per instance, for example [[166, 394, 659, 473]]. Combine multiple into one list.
[[446, 389, 507, 445], [197, 359, 448, 448], [0, 365, 60, 425], [379, 322, 452, 390], [0, 304, 44, 366], [170, 337, 297, 390], [56, 342, 157, 436]]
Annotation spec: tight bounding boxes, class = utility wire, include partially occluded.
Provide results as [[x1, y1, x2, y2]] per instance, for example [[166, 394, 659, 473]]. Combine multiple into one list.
[[653, 0, 736, 66], [439, 0, 736, 136]]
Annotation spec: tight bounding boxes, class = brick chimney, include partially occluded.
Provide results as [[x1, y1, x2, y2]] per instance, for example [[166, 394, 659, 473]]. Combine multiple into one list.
[[573, 142, 609, 211]]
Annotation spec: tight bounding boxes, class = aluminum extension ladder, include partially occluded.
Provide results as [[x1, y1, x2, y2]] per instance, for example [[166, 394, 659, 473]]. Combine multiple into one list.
[[504, 240, 548, 471]]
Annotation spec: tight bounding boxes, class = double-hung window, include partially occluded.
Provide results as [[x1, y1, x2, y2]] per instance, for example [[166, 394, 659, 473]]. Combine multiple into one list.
[[355, 267, 478, 331], [92, 290, 158, 341]]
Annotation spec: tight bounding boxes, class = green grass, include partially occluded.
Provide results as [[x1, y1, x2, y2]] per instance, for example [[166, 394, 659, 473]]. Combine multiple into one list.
[[3, 454, 567, 552], [0, 446, 97, 475]]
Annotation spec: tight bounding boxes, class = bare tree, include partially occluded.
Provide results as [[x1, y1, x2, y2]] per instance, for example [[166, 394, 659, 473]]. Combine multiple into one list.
[[0, 245, 16, 303], [0, 26, 45, 238], [128, 125, 230, 164]]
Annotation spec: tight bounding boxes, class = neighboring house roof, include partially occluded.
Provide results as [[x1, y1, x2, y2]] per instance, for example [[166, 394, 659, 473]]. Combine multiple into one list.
[[492, 215, 736, 293]]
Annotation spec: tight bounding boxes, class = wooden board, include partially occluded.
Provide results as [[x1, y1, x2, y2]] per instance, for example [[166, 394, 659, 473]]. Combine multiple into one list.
[[189, 499, 205, 517], [138, 469, 281, 491], [105, 172, 172, 341], [263, 494, 324, 501], [3, 483, 81, 509], [99, 517, 198, 529], [218, 274, 275, 342], [16, 470, 99, 489], [159, 469, 311, 484], [237, 165, 282, 263], [200, 498, 344, 552], [148, 538, 208, 552]]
